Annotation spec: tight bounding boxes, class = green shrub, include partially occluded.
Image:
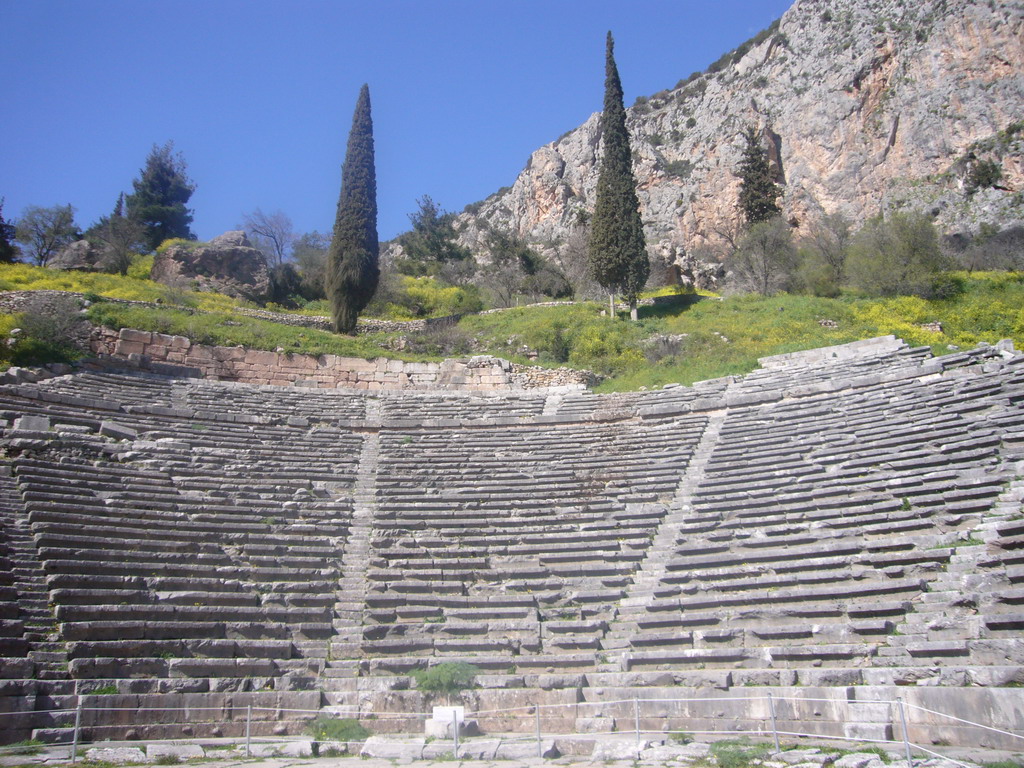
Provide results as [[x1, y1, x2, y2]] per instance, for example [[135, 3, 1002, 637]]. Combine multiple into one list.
[[846, 212, 951, 297], [308, 716, 370, 743], [410, 662, 479, 696], [154, 754, 181, 765], [89, 683, 119, 695], [966, 159, 1002, 195], [127, 253, 154, 280]]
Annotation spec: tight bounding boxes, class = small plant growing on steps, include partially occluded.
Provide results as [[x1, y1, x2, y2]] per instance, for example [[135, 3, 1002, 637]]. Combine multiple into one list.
[[308, 715, 370, 743], [410, 662, 479, 703]]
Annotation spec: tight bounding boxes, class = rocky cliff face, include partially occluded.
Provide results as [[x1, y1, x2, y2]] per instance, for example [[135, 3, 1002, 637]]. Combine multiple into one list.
[[456, 0, 1024, 264]]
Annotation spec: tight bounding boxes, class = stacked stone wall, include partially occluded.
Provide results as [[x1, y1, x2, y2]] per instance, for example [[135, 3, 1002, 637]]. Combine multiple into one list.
[[88, 327, 598, 391]]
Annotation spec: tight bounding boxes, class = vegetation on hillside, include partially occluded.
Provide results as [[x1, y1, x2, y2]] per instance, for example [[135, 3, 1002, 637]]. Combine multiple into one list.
[[0, 261, 1021, 390]]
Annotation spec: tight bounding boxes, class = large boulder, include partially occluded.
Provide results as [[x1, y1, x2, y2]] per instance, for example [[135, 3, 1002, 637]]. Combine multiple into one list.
[[50, 240, 109, 271], [151, 231, 270, 302]]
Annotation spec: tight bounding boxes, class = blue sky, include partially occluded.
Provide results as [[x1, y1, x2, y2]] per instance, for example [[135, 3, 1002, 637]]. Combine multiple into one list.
[[1, 0, 793, 244]]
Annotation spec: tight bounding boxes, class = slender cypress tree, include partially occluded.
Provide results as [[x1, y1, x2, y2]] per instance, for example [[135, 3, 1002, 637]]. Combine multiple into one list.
[[588, 32, 648, 320], [737, 124, 782, 225], [326, 84, 379, 334]]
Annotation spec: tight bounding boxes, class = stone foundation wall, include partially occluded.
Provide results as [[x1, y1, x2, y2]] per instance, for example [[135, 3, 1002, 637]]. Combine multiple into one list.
[[89, 327, 597, 391]]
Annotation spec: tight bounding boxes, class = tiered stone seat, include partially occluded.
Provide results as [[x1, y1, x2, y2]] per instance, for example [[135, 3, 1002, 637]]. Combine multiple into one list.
[[1, 336, 1021, 745], [611, 345, 1023, 683], [361, 414, 708, 668], [0, 379, 362, 728], [379, 391, 546, 422]]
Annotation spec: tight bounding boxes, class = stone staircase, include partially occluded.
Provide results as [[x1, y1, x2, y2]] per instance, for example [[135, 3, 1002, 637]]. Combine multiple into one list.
[[595, 409, 725, 666], [322, 401, 380, 709]]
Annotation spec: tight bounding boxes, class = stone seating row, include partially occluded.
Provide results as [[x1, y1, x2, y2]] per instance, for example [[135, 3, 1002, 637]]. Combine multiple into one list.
[[378, 391, 546, 421], [606, 352, 1024, 674]]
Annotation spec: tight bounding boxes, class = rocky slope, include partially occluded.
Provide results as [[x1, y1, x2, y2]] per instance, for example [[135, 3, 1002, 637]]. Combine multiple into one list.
[[455, 0, 1024, 266]]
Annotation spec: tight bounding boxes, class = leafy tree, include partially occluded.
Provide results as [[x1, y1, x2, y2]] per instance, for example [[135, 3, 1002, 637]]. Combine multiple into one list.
[[89, 194, 147, 275], [0, 199, 18, 263], [728, 216, 797, 296], [588, 32, 648, 320], [293, 230, 331, 300], [846, 211, 951, 297], [125, 141, 196, 251], [797, 212, 851, 296], [396, 196, 473, 282], [241, 208, 294, 268], [326, 84, 380, 334], [15, 204, 78, 266], [737, 125, 782, 225]]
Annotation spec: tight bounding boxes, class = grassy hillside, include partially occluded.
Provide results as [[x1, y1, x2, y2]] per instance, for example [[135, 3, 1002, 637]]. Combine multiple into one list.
[[1, 263, 1022, 391]]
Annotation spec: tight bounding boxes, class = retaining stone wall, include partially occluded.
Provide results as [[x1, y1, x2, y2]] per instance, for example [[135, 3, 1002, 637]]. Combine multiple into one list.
[[88, 327, 597, 391]]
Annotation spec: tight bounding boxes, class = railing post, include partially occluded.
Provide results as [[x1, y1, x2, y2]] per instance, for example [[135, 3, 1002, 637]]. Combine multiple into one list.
[[245, 704, 252, 758], [634, 697, 641, 755], [535, 706, 542, 757], [897, 697, 913, 766], [71, 702, 82, 764], [768, 692, 780, 753], [452, 709, 459, 758]]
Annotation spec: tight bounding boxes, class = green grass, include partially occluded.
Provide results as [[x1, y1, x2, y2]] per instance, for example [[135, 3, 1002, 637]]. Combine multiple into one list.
[[1, 739, 45, 756], [709, 738, 774, 768], [457, 273, 1024, 391], [86, 302, 415, 361], [0, 262, 244, 313]]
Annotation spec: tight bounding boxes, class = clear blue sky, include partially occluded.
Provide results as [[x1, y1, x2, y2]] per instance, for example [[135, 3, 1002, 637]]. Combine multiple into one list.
[[1, 0, 793, 244]]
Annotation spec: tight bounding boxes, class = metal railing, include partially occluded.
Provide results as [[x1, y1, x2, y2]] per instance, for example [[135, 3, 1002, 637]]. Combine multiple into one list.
[[2, 692, 1022, 764]]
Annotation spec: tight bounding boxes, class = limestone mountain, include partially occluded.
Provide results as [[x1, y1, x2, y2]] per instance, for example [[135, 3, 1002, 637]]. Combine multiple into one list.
[[455, 0, 1024, 268]]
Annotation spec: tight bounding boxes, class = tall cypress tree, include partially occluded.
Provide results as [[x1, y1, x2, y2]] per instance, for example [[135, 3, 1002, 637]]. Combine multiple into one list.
[[326, 84, 379, 334], [588, 32, 648, 320], [737, 124, 782, 225]]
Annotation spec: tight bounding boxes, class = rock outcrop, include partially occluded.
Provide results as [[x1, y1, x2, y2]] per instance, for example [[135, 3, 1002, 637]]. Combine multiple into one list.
[[151, 231, 270, 302], [455, 0, 1023, 266], [49, 240, 108, 271]]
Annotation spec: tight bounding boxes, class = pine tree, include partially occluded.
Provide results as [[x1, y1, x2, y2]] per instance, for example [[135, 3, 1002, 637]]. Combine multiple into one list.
[[588, 32, 648, 320], [737, 125, 782, 225], [125, 141, 196, 251], [326, 84, 379, 334]]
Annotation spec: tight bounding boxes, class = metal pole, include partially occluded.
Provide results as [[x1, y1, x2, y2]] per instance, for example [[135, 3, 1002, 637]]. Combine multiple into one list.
[[768, 692, 780, 753], [71, 702, 82, 764], [535, 706, 542, 757], [897, 697, 913, 766], [245, 704, 252, 758], [634, 697, 641, 754], [452, 709, 459, 759]]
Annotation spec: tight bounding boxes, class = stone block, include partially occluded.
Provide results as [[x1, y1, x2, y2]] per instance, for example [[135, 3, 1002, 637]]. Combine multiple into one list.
[[494, 738, 559, 759], [119, 329, 153, 344], [100, 420, 137, 441], [147, 744, 206, 760], [13, 414, 49, 432], [114, 340, 146, 356], [360, 736, 425, 759], [85, 748, 147, 764]]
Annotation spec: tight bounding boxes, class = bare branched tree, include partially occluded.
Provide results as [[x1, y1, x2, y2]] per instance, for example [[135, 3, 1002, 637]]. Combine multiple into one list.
[[241, 208, 294, 268]]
